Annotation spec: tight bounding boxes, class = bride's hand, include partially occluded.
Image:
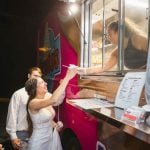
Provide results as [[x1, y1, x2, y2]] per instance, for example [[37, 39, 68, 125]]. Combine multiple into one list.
[[65, 67, 78, 80], [55, 121, 63, 131]]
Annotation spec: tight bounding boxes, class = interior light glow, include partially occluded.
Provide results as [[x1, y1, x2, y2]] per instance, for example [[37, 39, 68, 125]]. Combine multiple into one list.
[[126, 0, 147, 8], [60, 0, 76, 3], [69, 4, 79, 14], [68, 10, 72, 15], [69, 0, 76, 2]]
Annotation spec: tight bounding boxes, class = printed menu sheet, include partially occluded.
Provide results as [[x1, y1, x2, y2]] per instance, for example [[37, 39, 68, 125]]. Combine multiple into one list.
[[69, 98, 114, 109], [115, 72, 146, 109]]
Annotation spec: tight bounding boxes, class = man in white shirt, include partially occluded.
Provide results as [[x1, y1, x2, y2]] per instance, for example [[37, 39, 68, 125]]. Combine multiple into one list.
[[6, 67, 42, 150]]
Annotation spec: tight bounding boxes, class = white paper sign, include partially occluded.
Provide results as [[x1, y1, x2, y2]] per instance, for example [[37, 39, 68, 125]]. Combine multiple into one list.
[[115, 72, 146, 109], [69, 99, 114, 109]]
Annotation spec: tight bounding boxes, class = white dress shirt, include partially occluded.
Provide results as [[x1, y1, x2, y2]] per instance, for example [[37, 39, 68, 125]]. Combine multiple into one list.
[[6, 87, 29, 140]]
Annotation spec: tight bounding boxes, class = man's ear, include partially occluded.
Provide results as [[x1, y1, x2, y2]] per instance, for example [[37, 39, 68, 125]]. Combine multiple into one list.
[[28, 74, 30, 79]]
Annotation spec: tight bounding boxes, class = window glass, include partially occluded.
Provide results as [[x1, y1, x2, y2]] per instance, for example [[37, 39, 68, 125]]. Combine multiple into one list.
[[124, 0, 149, 70], [84, 0, 118, 71], [81, 0, 149, 72], [90, 0, 119, 71]]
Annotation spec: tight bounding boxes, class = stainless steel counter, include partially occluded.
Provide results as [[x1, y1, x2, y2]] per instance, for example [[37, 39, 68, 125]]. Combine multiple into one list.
[[67, 99, 150, 144]]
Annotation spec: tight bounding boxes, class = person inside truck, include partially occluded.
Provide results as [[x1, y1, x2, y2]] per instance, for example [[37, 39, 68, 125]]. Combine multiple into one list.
[[77, 18, 148, 75]]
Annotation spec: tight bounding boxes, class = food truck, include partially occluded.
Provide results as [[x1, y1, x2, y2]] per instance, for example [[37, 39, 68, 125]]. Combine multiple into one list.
[[0, 0, 150, 150], [38, 0, 150, 150]]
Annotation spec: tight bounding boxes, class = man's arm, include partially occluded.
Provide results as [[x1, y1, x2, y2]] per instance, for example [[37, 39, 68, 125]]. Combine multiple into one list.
[[6, 92, 19, 140], [6, 92, 23, 150]]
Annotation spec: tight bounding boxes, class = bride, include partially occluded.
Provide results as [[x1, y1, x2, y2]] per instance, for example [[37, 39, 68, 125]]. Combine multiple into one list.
[[25, 67, 77, 150]]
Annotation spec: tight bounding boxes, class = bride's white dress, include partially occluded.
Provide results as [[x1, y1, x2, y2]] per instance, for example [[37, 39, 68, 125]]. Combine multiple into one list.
[[27, 108, 62, 150]]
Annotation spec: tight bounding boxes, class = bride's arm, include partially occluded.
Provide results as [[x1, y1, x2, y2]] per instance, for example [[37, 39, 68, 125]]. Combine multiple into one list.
[[29, 68, 77, 111]]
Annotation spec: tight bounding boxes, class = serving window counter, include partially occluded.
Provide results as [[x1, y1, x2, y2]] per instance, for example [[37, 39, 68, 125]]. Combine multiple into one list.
[[67, 98, 150, 149], [66, 73, 150, 149], [61, 73, 149, 150]]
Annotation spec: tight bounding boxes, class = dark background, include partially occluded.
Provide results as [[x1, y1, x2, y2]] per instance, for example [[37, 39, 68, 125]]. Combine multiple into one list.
[[0, 0, 56, 97]]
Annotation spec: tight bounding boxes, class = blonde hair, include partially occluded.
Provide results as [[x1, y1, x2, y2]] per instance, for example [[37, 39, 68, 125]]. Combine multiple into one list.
[[28, 67, 42, 76]]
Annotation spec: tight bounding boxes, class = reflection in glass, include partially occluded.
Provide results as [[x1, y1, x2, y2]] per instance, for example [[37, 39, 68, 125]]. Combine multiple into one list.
[[124, 0, 149, 70], [90, 0, 148, 71], [91, 0, 118, 71]]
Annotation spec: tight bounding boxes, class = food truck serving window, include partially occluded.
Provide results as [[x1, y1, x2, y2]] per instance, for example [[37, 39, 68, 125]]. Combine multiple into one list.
[[80, 0, 149, 74]]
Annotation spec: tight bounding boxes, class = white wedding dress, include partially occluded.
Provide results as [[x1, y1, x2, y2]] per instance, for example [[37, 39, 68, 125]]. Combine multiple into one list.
[[27, 108, 62, 150]]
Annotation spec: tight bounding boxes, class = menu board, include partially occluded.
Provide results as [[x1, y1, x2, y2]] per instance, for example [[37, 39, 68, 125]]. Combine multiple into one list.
[[115, 72, 146, 109]]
